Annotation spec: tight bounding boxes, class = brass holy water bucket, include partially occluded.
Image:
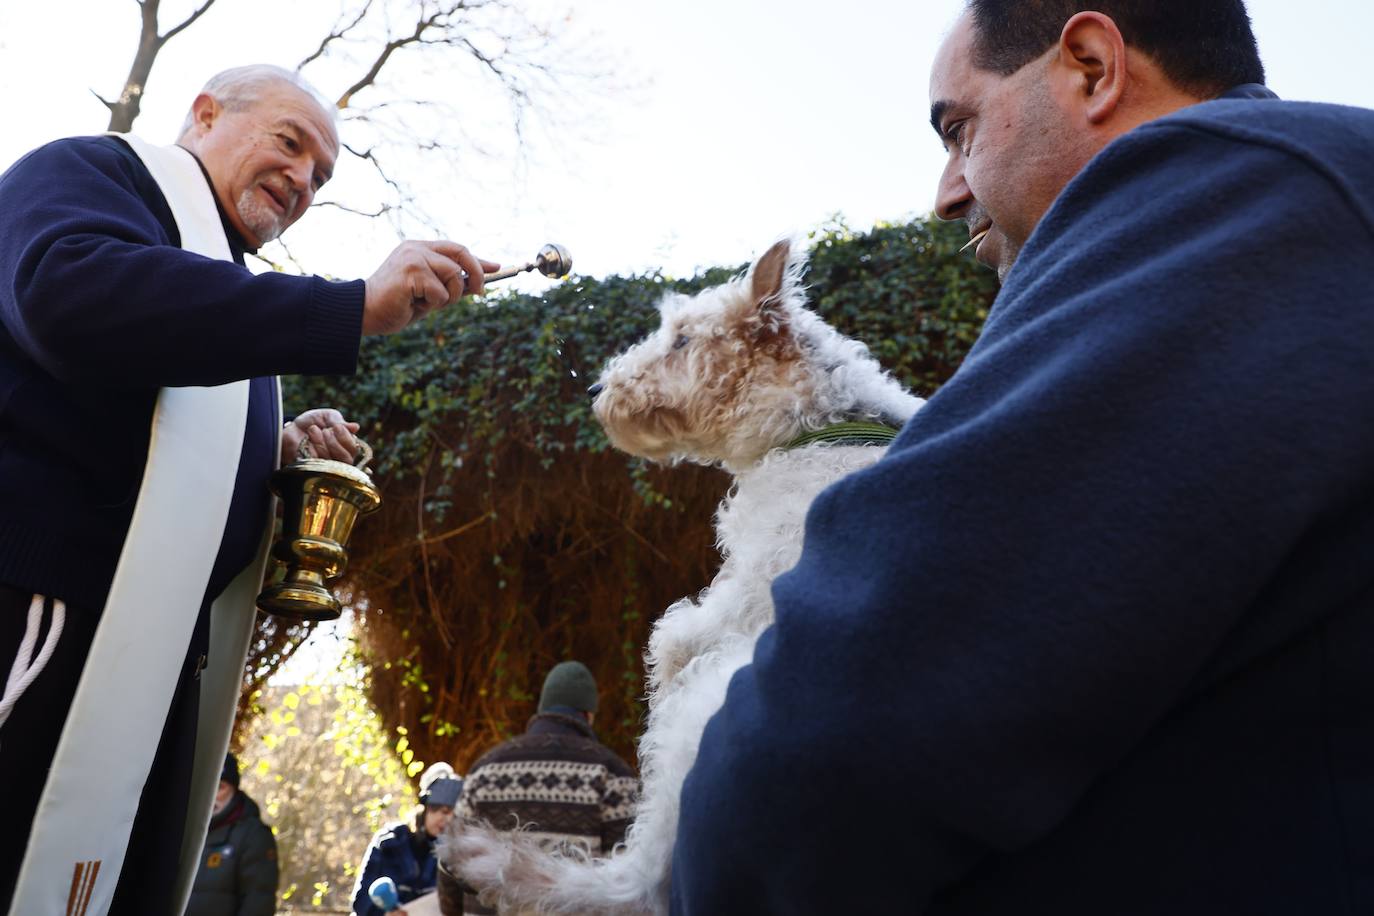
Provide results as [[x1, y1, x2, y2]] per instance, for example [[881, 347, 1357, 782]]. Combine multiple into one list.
[[256, 441, 381, 621]]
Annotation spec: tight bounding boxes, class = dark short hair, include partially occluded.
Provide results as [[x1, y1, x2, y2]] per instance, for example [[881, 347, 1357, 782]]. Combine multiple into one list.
[[965, 0, 1265, 98]]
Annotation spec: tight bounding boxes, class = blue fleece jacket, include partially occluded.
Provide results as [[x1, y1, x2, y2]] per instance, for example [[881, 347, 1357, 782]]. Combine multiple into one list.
[[672, 91, 1374, 913], [351, 822, 437, 916], [0, 135, 365, 608]]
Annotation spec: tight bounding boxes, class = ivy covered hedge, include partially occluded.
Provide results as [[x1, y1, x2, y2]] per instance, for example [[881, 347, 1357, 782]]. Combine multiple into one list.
[[253, 216, 998, 772]]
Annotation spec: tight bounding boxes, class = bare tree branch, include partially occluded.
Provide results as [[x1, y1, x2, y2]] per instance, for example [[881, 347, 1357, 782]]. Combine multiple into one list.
[[248, 252, 286, 272], [336, 8, 447, 109], [313, 200, 395, 219], [105, 0, 623, 256], [161, 0, 218, 43], [341, 142, 407, 198], [91, 89, 117, 114], [104, 0, 220, 132], [249, 241, 308, 276], [297, 0, 376, 71], [104, 0, 163, 132], [272, 237, 311, 274]]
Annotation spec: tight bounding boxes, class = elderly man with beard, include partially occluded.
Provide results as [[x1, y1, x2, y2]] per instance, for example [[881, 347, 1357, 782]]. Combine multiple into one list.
[[672, 1, 1374, 913], [0, 65, 497, 915]]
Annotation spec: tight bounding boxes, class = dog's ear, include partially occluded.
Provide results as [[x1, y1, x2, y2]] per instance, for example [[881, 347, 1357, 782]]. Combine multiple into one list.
[[751, 239, 791, 310], [748, 239, 793, 339]]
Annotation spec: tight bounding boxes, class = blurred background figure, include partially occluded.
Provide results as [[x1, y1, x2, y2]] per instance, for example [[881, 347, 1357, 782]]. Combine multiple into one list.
[[187, 753, 278, 916], [442, 660, 640, 915], [352, 761, 464, 915]]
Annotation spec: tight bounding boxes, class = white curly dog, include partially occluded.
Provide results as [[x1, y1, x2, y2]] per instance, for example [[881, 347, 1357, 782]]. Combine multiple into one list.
[[440, 239, 924, 914]]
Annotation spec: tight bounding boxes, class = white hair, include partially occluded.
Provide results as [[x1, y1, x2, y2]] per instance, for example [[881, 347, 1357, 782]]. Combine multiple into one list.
[[177, 64, 335, 139]]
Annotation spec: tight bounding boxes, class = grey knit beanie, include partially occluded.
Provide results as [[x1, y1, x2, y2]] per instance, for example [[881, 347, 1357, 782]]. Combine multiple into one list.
[[538, 661, 599, 714]]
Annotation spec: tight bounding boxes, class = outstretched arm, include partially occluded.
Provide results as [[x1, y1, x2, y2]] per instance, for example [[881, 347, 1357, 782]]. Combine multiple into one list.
[[0, 138, 363, 388]]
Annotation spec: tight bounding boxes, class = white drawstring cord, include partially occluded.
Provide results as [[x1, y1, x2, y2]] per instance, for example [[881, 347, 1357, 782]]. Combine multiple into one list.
[[0, 594, 66, 733]]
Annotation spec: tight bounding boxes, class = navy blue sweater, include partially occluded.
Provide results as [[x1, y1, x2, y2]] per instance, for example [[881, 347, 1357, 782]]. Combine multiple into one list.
[[672, 94, 1374, 912], [0, 136, 365, 608]]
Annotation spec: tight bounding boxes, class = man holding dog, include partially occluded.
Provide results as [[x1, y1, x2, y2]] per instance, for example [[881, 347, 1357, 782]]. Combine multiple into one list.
[[0, 65, 496, 914], [674, 1, 1374, 912]]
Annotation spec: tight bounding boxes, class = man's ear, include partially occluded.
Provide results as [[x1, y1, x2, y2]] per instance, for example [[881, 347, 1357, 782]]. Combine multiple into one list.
[[187, 92, 222, 137], [1057, 11, 1128, 125]]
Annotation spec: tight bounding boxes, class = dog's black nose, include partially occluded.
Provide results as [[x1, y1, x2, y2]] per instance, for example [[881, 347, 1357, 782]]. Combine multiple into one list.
[[587, 382, 604, 399]]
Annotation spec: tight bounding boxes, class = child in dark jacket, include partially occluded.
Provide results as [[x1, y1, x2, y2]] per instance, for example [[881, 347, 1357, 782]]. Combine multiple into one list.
[[351, 763, 462, 916]]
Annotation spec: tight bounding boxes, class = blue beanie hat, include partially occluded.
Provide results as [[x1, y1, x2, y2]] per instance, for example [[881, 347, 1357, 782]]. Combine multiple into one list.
[[418, 762, 463, 807]]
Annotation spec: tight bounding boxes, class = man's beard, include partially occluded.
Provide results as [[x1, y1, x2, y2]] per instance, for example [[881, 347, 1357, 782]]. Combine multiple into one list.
[[236, 184, 288, 245]]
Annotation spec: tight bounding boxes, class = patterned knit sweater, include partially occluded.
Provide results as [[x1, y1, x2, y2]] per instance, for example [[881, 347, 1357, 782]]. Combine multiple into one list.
[[455, 711, 639, 914]]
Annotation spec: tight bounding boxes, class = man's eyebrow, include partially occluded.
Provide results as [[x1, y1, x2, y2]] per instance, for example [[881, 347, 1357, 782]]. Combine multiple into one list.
[[930, 100, 951, 136]]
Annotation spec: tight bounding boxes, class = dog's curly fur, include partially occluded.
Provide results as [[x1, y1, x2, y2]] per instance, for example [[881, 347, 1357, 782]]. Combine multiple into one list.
[[439, 239, 924, 915]]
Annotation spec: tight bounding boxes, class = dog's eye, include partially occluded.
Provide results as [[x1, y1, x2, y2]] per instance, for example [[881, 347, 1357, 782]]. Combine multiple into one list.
[[672, 334, 690, 351]]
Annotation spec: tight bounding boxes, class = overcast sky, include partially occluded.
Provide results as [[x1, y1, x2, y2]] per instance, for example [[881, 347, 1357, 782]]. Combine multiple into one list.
[[3, 0, 1371, 287]]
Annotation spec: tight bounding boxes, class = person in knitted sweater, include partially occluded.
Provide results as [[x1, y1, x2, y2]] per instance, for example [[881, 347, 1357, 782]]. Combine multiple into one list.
[[445, 662, 640, 915]]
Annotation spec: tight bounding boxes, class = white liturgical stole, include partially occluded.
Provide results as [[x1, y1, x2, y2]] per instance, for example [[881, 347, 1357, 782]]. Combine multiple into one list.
[[10, 134, 279, 916]]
